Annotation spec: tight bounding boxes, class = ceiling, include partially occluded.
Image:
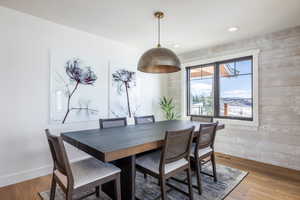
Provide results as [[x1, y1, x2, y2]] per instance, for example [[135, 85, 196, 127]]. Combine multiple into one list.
[[1, 0, 300, 54]]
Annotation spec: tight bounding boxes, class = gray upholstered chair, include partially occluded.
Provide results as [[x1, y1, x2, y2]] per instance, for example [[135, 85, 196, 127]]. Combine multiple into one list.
[[136, 126, 195, 200], [190, 115, 213, 122], [45, 129, 121, 200], [190, 122, 218, 195], [134, 115, 155, 179], [99, 117, 127, 129], [134, 115, 155, 125]]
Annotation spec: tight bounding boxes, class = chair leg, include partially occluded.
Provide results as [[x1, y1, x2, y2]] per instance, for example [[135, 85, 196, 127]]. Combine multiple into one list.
[[66, 192, 72, 200], [160, 176, 167, 200], [187, 167, 194, 200], [114, 175, 121, 200], [50, 176, 56, 200], [95, 185, 100, 197], [195, 159, 202, 195], [211, 153, 217, 182]]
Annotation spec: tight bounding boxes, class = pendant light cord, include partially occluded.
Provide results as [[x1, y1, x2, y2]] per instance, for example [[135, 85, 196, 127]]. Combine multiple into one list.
[[157, 16, 161, 48]]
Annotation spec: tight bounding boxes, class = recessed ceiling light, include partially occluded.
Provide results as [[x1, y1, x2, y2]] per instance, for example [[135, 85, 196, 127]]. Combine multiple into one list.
[[173, 44, 180, 48], [228, 26, 239, 32]]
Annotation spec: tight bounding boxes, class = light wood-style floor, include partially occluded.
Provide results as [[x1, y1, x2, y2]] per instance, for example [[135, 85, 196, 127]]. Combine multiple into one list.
[[0, 153, 299, 200], [216, 153, 300, 200]]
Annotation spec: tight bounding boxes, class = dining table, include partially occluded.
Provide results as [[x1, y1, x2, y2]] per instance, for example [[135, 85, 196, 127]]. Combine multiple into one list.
[[61, 120, 225, 200]]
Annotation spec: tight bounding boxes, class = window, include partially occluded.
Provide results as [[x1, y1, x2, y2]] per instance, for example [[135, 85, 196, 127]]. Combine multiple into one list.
[[186, 56, 253, 121], [188, 65, 214, 116]]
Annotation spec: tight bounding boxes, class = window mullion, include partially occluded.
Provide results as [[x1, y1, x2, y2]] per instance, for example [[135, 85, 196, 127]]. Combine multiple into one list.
[[214, 63, 220, 117], [186, 68, 191, 116]]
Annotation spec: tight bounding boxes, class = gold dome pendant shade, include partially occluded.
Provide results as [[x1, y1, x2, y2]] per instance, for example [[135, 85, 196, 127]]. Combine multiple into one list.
[[138, 12, 181, 73], [138, 47, 181, 73]]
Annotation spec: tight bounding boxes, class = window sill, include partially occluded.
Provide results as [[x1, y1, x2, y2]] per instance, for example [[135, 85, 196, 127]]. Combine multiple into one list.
[[213, 117, 259, 131], [182, 115, 259, 131]]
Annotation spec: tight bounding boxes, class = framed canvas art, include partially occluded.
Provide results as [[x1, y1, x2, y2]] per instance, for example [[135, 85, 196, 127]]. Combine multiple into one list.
[[50, 50, 107, 124], [109, 63, 141, 118]]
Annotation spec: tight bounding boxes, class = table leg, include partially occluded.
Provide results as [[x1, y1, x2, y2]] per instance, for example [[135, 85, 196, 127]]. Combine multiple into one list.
[[102, 155, 136, 200]]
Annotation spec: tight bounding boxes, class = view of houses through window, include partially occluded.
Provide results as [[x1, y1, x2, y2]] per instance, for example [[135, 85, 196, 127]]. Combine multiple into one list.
[[187, 57, 253, 120], [189, 65, 214, 116]]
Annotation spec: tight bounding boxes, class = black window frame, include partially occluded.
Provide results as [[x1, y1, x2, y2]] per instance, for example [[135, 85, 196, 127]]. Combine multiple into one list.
[[186, 56, 253, 121]]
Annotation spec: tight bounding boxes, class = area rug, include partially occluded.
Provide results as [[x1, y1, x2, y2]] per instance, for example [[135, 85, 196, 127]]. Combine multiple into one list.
[[39, 164, 248, 200]]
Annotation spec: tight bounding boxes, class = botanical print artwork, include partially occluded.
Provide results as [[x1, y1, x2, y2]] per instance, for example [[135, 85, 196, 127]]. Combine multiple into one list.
[[50, 56, 101, 124], [110, 66, 140, 118], [62, 59, 98, 123], [112, 69, 135, 117]]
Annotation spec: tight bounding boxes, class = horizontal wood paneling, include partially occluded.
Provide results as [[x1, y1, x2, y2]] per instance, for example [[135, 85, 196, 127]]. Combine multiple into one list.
[[171, 26, 300, 170]]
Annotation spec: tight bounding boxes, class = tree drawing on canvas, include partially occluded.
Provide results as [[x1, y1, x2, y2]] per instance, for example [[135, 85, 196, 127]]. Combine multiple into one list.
[[110, 68, 140, 118]]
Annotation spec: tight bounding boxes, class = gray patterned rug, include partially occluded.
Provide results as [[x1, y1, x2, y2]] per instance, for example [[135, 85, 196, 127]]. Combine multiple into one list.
[[39, 164, 247, 200]]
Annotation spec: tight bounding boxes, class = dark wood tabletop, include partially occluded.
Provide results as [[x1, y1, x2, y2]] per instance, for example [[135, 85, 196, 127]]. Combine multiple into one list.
[[61, 120, 224, 200], [61, 120, 224, 162]]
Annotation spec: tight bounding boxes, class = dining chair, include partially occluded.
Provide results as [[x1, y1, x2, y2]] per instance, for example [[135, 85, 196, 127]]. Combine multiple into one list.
[[99, 117, 127, 129], [134, 115, 155, 179], [190, 115, 213, 122], [136, 126, 195, 200], [134, 115, 155, 125], [190, 122, 218, 195], [45, 129, 121, 200]]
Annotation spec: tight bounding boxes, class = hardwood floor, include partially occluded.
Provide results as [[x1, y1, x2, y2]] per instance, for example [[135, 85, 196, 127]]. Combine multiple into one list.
[[0, 153, 299, 200], [215, 153, 300, 200], [0, 175, 50, 200]]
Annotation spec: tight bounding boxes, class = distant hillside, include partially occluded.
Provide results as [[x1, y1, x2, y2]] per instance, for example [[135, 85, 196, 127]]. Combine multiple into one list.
[[221, 97, 252, 107]]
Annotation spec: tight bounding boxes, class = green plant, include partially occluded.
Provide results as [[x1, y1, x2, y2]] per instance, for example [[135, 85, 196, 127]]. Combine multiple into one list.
[[160, 96, 180, 120]]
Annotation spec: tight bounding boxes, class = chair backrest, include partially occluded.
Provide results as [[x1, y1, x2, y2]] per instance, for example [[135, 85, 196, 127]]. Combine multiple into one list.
[[195, 122, 218, 153], [45, 129, 73, 182], [99, 117, 127, 129], [134, 115, 155, 125], [190, 115, 213, 123], [160, 126, 195, 173]]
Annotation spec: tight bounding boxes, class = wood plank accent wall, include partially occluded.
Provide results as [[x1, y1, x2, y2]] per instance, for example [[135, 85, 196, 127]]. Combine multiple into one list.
[[168, 26, 300, 170]]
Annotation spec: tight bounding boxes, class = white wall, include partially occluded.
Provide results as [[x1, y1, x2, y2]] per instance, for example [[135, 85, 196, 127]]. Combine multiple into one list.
[[0, 6, 167, 187], [168, 26, 300, 171]]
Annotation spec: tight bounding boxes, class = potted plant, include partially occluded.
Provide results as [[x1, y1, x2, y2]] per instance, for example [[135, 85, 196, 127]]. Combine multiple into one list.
[[160, 96, 180, 120]]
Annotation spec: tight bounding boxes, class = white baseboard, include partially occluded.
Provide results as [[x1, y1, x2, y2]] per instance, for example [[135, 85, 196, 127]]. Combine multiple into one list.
[[0, 156, 90, 188], [0, 165, 52, 188]]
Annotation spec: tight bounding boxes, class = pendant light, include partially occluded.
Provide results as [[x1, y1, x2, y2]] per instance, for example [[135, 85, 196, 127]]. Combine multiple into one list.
[[138, 11, 181, 73]]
